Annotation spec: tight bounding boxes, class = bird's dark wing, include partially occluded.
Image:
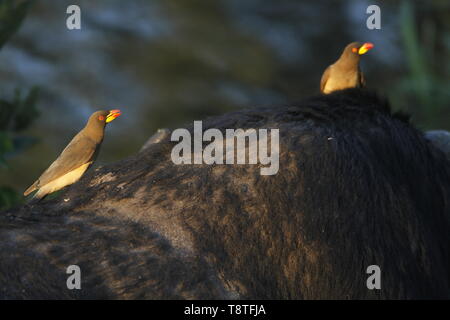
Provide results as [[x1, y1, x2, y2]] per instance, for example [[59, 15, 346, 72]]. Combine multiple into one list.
[[29, 132, 99, 190], [320, 66, 331, 93]]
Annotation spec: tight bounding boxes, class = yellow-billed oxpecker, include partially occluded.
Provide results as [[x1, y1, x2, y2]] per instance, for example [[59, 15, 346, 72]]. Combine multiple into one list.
[[320, 42, 374, 94], [24, 109, 121, 200]]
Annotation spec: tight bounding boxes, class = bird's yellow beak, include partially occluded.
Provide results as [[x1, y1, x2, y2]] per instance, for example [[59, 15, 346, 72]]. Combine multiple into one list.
[[358, 42, 374, 55], [106, 109, 122, 123]]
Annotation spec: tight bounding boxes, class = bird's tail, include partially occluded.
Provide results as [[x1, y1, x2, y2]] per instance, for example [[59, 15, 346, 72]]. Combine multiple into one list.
[[23, 182, 38, 197]]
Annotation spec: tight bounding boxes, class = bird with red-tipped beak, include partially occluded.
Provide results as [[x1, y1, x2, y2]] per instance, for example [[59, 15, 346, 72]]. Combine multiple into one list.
[[320, 42, 374, 94], [24, 109, 121, 201]]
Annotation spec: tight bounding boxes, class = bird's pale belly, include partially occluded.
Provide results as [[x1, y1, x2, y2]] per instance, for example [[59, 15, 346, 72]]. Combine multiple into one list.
[[34, 162, 92, 198], [323, 73, 359, 94]]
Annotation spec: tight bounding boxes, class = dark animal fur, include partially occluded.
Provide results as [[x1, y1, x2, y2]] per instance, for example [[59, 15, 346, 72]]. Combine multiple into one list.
[[1, 89, 449, 299]]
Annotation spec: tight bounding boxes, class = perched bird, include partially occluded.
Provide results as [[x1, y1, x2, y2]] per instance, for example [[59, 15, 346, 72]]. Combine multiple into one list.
[[320, 42, 374, 94], [24, 109, 121, 200]]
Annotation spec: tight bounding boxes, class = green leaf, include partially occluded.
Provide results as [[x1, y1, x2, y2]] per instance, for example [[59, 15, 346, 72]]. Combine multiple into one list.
[[0, 186, 21, 210], [0, 0, 34, 49], [13, 86, 40, 132]]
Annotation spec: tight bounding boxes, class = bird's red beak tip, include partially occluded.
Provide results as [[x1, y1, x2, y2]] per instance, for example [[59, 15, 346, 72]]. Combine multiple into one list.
[[364, 42, 374, 50], [110, 109, 121, 116]]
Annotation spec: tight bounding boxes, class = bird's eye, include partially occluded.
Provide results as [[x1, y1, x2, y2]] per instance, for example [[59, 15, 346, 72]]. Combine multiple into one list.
[[98, 115, 105, 121], [352, 48, 358, 53]]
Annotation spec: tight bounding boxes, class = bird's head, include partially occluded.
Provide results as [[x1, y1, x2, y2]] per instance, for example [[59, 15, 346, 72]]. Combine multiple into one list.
[[90, 109, 122, 125], [84, 110, 121, 140], [86, 110, 122, 133], [345, 42, 374, 56]]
